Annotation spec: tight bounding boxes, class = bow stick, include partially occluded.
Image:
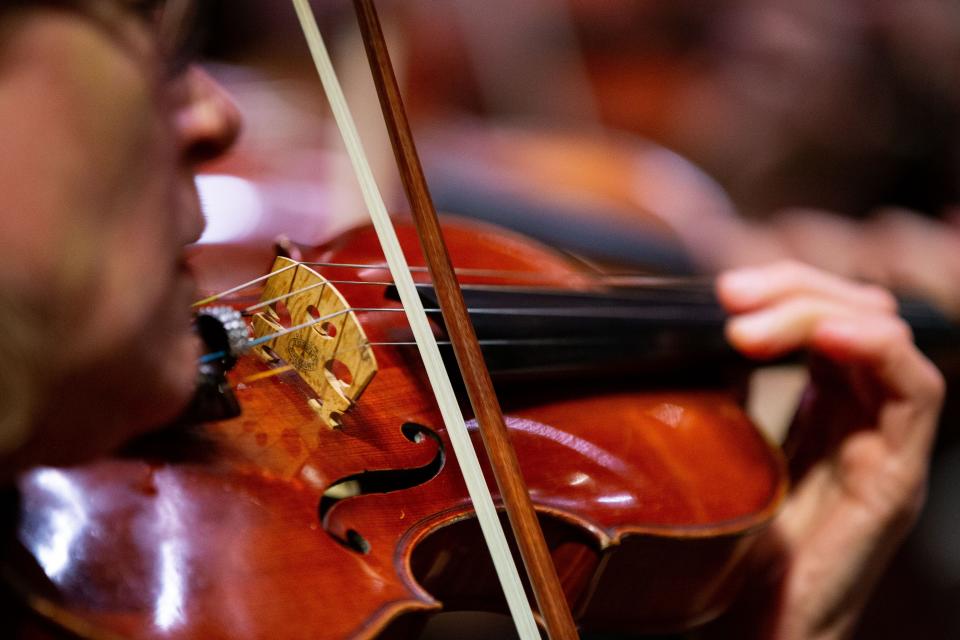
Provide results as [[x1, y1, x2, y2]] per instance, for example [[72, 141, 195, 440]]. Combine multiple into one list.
[[350, 1, 580, 638], [290, 1, 578, 638]]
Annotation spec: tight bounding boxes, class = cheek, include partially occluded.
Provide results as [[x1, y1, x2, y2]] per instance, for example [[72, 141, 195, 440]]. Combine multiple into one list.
[[67, 205, 177, 355], [12, 17, 184, 348], [63, 105, 185, 357]]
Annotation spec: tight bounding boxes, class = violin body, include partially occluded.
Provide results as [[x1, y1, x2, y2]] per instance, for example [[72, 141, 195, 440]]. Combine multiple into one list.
[[10, 216, 786, 639]]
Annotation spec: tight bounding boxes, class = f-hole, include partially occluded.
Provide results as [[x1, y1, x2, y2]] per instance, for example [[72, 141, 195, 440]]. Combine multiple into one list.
[[319, 422, 445, 554]]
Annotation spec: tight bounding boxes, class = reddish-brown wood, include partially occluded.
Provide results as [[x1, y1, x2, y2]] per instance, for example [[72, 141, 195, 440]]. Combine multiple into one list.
[[7, 216, 786, 639]]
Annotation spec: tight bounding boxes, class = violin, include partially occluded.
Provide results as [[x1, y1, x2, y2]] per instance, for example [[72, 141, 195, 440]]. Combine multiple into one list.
[[6, 213, 787, 639]]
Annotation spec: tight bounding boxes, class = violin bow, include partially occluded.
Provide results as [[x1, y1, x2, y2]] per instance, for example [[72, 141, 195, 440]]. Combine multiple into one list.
[[290, 1, 578, 638]]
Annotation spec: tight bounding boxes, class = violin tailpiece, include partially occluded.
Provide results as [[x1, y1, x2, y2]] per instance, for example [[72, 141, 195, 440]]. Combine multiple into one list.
[[250, 257, 378, 429]]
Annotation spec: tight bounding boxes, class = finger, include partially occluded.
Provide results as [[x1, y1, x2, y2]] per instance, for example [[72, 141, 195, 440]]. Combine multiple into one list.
[[718, 260, 897, 315], [812, 315, 945, 456], [726, 296, 866, 360]]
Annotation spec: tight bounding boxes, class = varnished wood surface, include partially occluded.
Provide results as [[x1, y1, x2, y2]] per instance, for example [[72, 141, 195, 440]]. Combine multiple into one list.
[[11, 217, 786, 639]]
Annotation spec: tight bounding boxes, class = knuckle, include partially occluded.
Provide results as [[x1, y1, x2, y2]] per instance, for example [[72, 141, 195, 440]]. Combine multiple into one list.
[[879, 317, 913, 345], [843, 442, 928, 526], [919, 362, 947, 406], [862, 284, 899, 312], [873, 459, 929, 522], [888, 479, 927, 528]]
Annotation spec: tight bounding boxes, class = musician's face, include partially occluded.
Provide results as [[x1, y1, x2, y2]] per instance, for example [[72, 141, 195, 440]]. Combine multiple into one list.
[[0, 2, 241, 466]]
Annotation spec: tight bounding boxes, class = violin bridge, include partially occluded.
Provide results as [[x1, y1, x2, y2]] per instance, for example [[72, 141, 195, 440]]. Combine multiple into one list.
[[250, 257, 377, 429]]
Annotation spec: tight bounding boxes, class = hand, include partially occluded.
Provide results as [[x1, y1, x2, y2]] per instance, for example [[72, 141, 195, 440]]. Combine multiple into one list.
[[710, 261, 945, 640]]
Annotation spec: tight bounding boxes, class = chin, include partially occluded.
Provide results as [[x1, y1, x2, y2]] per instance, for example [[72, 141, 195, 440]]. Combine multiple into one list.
[[149, 334, 204, 426], [19, 332, 204, 470], [111, 330, 203, 446]]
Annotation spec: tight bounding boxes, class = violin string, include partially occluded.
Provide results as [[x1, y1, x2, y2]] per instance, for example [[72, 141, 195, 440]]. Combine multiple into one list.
[[192, 263, 299, 307], [240, 364, 296, 384], [300, 260, 566, 281], [299, 259, 715, 288], [227, 297, 951, 385], [242, 303, 720, 351], [208, 269, 713, 314], [209, 291, 951, 369], [198, 306, 360, 364], [236, 337, 631, 385], [194, 260, 553, 308], [243, 278, 410, 314], [244, 279, 328, 314], [197, 265, 719, 365], [247, 307, 361, 348], [200, 299, 720, 365], [343, 337, 633, 354], [195, 258, 715, 309]]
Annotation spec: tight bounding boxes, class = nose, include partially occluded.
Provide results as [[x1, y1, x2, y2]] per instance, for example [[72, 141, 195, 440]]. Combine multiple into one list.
[[175, 67, 243, 163]]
